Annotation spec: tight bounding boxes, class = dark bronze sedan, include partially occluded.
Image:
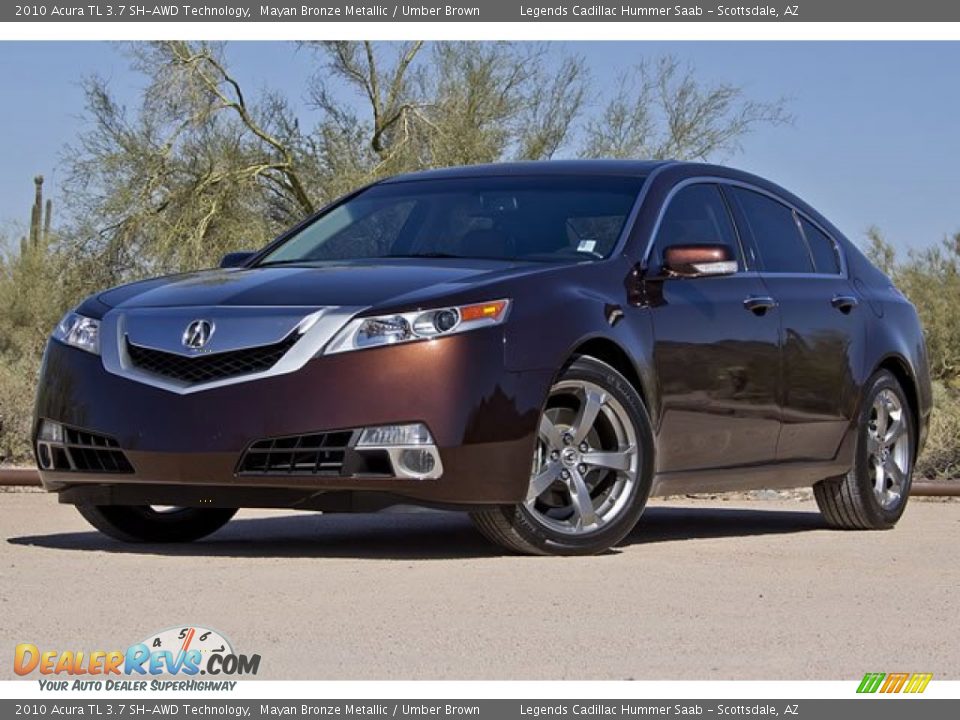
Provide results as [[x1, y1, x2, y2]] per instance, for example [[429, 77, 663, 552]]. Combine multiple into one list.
[[34, 161, 932, 555]]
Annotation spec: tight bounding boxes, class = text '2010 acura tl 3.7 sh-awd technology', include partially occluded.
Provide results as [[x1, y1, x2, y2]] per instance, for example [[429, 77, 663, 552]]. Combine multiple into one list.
[[34, 161, 932, 555]]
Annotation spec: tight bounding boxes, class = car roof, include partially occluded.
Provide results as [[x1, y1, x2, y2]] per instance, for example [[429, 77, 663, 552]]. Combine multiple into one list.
[[379, 159, 675, 183], [373, 159, 852, 248]]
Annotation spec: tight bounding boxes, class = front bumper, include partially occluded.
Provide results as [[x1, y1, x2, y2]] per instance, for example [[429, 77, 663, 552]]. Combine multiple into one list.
[[34, 329, 553, 506]]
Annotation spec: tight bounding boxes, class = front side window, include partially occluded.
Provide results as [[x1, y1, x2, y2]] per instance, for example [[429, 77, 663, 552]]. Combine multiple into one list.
[[652, 183, 742, 268], [728, 187, 814, 274], [258, 175, 646, 265]]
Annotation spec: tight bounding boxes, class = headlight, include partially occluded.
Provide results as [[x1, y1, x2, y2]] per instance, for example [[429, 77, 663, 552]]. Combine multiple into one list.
[[324, 299, 510, 354], [52, 312, 101, 355]]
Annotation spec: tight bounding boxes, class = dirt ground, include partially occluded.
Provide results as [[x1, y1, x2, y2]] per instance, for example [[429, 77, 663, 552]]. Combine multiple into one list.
[[1, 491, 957, 680]]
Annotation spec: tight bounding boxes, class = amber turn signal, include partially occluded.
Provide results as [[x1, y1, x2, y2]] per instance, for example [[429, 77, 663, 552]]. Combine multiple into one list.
[[460, 300, 508, 322]]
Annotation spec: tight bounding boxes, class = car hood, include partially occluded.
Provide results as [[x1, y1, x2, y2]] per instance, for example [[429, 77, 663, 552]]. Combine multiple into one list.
[[98, 258, 548, 311]]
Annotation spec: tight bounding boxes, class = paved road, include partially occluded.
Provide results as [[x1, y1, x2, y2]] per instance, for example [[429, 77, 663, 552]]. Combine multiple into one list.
[[1, 492, 957, 680]]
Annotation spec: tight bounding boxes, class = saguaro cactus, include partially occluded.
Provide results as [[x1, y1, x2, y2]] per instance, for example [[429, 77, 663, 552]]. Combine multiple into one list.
[[26, 175, 53, 250]]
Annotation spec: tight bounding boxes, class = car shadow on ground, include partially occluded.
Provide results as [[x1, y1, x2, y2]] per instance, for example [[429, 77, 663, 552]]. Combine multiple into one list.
[[6, 504, 828, 560]]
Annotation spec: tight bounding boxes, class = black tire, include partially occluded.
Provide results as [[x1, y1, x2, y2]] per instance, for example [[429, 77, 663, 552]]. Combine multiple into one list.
[[76, 504, 237, 543], [471, 356, 655, 555], [813, 370, 915, 530]]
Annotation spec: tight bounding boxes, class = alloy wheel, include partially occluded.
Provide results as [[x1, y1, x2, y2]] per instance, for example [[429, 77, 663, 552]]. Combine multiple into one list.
[[524, 379, 639, 535], [866, 388, 911, 510]]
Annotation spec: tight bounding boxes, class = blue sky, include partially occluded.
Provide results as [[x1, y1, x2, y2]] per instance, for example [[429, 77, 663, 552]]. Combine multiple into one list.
[[0, 41, 958, 255]]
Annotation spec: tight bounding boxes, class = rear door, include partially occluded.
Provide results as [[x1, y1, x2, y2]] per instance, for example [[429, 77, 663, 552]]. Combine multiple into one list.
[[725, 185, 864, 462], [644, 183, 781, 472]]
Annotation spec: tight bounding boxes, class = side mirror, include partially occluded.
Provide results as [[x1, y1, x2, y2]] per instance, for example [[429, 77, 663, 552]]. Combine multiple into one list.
[[219, 251, 255, 269], [663, 244, 737, 278]]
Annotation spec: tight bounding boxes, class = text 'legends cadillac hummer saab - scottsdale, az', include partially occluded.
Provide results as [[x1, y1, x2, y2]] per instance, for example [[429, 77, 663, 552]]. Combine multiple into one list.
[[34, 160, 932, 555]]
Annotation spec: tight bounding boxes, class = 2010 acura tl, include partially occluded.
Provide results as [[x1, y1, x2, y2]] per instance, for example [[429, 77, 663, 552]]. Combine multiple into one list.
[[34, 160, 932, 555]]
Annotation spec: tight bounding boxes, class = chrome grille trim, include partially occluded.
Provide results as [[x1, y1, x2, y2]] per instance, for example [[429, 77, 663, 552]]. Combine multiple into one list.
[[100, 305, 367, 395]]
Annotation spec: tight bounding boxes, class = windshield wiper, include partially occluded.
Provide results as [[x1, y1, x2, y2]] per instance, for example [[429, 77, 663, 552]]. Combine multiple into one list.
[[256, 258, 322, 267], [258, 253, 466, 266], [385, 252, 465, 259]]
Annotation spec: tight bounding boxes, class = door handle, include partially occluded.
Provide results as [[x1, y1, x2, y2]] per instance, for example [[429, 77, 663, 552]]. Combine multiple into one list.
[[743, 295, 777, 315], [831, 295, 860, 314]]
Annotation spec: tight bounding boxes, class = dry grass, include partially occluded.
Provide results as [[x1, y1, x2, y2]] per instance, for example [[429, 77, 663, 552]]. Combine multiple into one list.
[[916, 380, 960, 481]]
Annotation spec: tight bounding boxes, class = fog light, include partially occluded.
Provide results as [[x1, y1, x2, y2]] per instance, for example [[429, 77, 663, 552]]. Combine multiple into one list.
[[398, 448, 436, 475], [39, 420, 64, 443], [37, 443, 52, 469], [358, 423, 433, 447], [355, 423, 442, 479]]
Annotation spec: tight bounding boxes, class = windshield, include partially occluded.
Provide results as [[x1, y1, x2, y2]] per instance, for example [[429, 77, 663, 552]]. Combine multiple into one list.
[[257, 175, 646, 265]]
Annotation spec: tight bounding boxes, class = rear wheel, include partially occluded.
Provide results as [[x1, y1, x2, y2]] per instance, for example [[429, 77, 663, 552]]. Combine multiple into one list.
[[76, 504, 237, 543], [471, 357, 654, 555], [814, 370, 914, 529]]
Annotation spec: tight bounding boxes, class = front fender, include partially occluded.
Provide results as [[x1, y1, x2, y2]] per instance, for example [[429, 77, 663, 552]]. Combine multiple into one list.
[[502, 258, 659, 421]]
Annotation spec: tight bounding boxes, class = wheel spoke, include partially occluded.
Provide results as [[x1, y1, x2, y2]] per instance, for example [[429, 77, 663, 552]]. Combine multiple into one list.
[[582, 448, 633, 472], [567, 471, 598, 529], [884, 413, 905, 446], [873, 397, 889, 439], [865, 433, 882, 456], [539, 415, 563, 451], [526, 463, 562, 502], [884, 457, 906, 490], [872, 458, 886, 494], [571, 389, 605, 445]]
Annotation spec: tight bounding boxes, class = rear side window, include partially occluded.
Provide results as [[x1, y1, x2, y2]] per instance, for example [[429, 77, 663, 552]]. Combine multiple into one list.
[[653, 184, 741, 267], [729, 187, 813, 274], [799, 217, 841, 274]]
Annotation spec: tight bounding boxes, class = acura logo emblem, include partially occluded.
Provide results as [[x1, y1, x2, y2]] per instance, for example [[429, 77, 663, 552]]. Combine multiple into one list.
[[182, 320, 215, 350]]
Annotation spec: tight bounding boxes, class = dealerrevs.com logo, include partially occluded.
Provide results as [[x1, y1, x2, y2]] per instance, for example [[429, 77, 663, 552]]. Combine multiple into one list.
[[14, 626, 260, 691], [857, 672, 933, 694]]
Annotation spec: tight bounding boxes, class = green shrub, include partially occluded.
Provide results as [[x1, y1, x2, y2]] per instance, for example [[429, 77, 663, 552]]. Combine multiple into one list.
[[916, 381, 960, 480], [866, 229, 960, 480], [0, 233, 82, 463], [0, 355, 40, 463]]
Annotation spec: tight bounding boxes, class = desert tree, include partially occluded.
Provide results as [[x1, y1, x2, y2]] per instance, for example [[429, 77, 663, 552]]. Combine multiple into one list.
[[304, 41, 589, 172], [60, 41, 790, 280], [581, 56, 791, 160], [62, 41, 315, 279]]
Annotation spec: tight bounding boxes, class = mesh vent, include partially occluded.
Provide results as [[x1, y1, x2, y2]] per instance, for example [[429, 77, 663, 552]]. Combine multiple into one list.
[[126, 333, 300, 384], [40, 426, 134, 474], [238, 431, 355, 476]]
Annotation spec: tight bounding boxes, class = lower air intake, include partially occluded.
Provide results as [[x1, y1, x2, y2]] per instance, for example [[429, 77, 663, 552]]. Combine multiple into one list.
[[39, 426, 134, 474], [237, 431, 356, 476]]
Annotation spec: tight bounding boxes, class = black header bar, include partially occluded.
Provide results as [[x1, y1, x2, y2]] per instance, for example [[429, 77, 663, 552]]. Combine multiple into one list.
[[5, 1, 959, 23]]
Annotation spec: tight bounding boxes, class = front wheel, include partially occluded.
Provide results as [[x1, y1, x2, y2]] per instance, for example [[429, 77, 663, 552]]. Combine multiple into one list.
[[471, 357, 655, 555], [814, 370, 915, 530], [76, 504, 238, 543]]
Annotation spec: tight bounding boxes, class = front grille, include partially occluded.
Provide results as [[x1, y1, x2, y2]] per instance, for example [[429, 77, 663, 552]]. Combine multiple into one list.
[[237, 431, 355, 476], [126, 333, 300, 384], [39, 427, 134, 474]]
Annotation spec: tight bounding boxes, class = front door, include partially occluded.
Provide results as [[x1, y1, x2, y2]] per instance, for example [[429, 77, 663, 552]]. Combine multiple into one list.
[[641, 183, 782, 473]]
